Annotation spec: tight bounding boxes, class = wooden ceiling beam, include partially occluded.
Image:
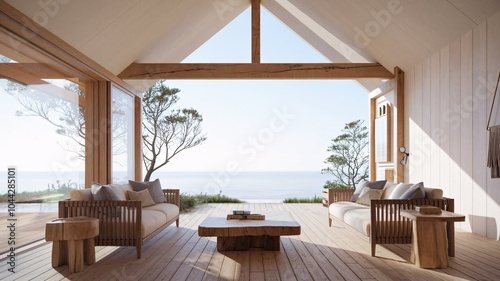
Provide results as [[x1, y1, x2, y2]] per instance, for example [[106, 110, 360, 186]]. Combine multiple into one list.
[[0, 63, 49, 85], [252, 0, 260, 63], [118, 63, 393, 80], [0, 63, 73, 80]]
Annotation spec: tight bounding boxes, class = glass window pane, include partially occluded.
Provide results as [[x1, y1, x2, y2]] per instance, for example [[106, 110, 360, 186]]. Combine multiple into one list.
[[0, 54, 86, 211], [111, 86, 135, 183]]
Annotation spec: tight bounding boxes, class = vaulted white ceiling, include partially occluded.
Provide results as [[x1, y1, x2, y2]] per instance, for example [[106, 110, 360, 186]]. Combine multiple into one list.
[[6, 0, 500, 91]]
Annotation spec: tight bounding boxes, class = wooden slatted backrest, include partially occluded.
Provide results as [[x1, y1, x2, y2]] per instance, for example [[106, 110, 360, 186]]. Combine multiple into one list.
[[370, 198, 454, 243], [58, 200, 142, 245]]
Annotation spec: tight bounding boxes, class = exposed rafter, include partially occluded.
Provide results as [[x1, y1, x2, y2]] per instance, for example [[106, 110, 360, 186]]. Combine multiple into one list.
[[118, 63, 393, 80]]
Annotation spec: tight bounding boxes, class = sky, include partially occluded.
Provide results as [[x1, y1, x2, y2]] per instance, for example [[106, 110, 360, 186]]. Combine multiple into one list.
[[0, 7, 370, 174], [162, 8, 369, 172]]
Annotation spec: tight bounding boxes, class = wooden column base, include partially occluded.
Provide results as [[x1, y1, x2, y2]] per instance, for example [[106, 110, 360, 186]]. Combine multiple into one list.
[[217, 236, 280, 251], [411, 221, 448, 268]]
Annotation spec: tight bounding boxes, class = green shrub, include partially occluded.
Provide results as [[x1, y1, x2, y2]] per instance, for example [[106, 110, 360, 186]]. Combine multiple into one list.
[[283, 195, 323, 203], [179, 192, 242, 211], [0, 180, 80, 203], [323, 180, 350, 189]]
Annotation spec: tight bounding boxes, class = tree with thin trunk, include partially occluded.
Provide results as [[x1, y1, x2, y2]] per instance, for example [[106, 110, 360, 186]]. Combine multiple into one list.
[[141, 80, 206, 181], [322, 119, 368, 189]]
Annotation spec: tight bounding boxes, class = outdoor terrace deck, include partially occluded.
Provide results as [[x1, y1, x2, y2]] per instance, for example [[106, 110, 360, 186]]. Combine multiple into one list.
[[1, 203, 499, 280]]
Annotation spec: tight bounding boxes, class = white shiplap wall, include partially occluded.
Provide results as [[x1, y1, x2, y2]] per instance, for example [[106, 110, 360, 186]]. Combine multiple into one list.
[[405, 10, 500, 239]]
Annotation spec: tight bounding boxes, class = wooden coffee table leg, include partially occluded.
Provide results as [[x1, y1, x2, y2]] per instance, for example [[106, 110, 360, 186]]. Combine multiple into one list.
[[217, 237, 251, 251], [263, 236, 280, 251], [217, 236, 281, 251]]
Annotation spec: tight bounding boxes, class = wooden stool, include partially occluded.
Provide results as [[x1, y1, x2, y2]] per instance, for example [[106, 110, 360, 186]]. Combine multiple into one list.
[[45, 217, 99, 273]]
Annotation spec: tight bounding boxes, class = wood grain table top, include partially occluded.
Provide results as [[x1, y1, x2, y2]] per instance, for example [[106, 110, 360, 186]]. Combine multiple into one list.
[[400, 210, 466, 222], [198, 211, 301, 237]]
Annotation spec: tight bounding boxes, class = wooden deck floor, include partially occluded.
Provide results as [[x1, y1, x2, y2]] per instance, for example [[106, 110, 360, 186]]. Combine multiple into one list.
[[1, 203, 499, 280]]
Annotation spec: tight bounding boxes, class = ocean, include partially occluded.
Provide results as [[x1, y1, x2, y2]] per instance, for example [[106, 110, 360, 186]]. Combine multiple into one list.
[[2, 171, 331, 204], [154, 171, 329, 202]]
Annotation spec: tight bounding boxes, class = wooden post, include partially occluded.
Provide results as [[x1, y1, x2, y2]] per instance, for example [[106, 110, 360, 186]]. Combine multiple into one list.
[[251, 0, 260, 63], [134, 95, 142, 181], [395, 66, 405, 183], [370, 98, 376, 180]]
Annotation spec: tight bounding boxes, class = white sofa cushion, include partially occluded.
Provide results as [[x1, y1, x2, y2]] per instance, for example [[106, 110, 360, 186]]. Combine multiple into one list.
[[387, 183, 414, 199], [400, 182, 425, 199], [329, 202, 368, 221], [381, 184, 396, 199], [142, 209, 169, 238], [144, 203, 179, 223], [329, 186, 444, 237], [343, 209, 371, 236]]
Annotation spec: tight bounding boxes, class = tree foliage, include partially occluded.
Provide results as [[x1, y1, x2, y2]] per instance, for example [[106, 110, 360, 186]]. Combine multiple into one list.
[[5, 75, 206, 179], [322, 120, 369, 189], [142, 80, 207, 181]]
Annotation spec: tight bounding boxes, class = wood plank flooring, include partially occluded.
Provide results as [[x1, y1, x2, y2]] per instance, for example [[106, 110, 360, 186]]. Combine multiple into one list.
[[0, 203, 499, 280], [0, 212, 57, 253]]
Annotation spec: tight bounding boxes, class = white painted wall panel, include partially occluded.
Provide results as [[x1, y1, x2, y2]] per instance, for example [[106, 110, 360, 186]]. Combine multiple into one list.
[[410, 63, 423, 182], [472, 22, 488, 236], [439, 46, 451, 197], [449, 38, 462, 216], [430, 52, 441, 189], [407, 10, 500, 239], [405, 68, 414, 182], [486, 11, 500, 240], [460, 30, 473, 232], [422, 58, 432, 186]]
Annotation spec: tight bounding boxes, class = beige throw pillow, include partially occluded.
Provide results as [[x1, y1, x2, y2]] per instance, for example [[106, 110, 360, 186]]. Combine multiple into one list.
[[127, 189, 156, 207], [129, 179, 166, 204], [356, 187, 384, 206]]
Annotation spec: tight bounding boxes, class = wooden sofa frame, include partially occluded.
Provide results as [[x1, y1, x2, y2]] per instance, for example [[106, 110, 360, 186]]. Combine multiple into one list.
[[58, 189, 180, 259], [326, 188, 456, 257]]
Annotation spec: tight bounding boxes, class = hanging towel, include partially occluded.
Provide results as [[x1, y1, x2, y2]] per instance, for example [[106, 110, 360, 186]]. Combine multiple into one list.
[[488, 125, 500, 178]]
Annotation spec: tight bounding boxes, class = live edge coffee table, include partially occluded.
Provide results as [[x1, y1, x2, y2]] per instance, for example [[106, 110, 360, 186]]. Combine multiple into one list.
[[198, 211, 301, 251]]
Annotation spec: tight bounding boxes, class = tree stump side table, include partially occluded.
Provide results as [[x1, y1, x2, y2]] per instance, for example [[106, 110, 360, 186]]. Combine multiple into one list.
[[400, 210, 465, 269], [45, 216, 99, 273]]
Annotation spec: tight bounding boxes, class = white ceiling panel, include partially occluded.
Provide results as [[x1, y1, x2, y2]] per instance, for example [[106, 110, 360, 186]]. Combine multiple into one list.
[[5, 0, 500, 89]]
